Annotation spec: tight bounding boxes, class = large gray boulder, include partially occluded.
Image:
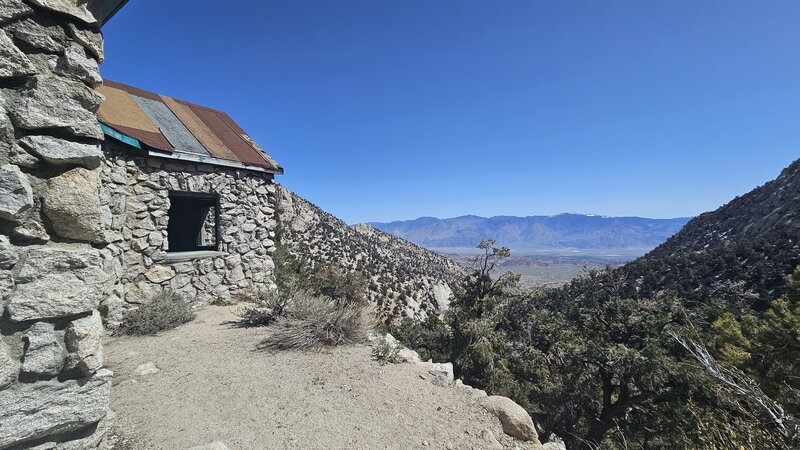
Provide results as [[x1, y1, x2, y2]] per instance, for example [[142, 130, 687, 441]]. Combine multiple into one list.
[[22, 322, 66, 377], [9, 75, 104, 139], [0, 29, 35, 78], [0, 164, 33, 222], [479, 396, 540, 443], [7, 246, 108, 322], [65, 310, 104, 376], [19, 134, 102, 168], [0, 369, 112, 448], [27, 0, 99, 25], [0, 338, 18, 389], [44, 167, 108, 243]]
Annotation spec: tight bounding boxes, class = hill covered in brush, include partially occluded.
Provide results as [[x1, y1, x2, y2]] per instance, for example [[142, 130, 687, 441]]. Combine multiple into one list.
[[275, 185, 466, 322]]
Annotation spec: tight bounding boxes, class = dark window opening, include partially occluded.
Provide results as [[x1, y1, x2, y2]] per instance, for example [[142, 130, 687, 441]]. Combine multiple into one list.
[[167, 192, 219, 252]]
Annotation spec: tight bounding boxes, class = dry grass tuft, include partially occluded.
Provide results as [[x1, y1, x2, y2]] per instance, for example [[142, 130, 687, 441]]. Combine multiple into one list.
[[257, 297, 375, 351], [118, 291, 195, 336]]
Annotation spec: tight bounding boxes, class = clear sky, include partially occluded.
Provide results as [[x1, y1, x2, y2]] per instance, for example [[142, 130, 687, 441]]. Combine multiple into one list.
[[101, 0, 800, 223]]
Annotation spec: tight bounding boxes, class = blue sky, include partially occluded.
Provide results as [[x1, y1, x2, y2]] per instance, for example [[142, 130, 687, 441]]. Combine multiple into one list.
[[102, 1, 799, 223]]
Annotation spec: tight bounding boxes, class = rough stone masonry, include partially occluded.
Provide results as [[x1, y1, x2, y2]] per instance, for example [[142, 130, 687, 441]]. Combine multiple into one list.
[[1, 1, 280, 447], [0, 1, 114, 447]]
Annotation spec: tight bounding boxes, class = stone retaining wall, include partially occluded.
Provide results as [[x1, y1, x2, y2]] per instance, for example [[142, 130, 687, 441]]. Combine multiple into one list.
[[100, 140, 278, 324], [0, 1, 113, 448]]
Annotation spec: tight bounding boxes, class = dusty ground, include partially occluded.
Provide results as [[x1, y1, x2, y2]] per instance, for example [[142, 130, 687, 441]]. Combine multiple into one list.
[[104, 305, 538, 450]]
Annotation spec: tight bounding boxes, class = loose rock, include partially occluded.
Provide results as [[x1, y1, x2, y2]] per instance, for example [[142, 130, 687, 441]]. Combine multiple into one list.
[[429, 362, 454, 386], [479, 429, 503, 449], [479, 396, 540, 443], [134, 362, 160, 376], [188, 442, 230, 450]]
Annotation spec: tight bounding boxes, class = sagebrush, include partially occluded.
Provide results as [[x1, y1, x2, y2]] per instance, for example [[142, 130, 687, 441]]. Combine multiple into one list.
[[118, 291, 195, 336], [258, 297, 374, 350]]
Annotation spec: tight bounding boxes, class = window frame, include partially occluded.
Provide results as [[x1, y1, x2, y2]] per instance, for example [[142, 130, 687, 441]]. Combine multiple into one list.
[[166, 190, 221, 253]]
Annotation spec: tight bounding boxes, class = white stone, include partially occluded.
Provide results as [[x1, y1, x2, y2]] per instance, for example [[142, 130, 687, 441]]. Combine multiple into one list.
[[27, 0, 99, 24], [428, 362, 454, 386], [144, 265, 175, 283], [0, 369, 112, 448], [22, 322, 66, 376], [479, 396, 540, 443], [0, 29, 35, 78], [65, 310, 104, 376], [11, 219, 49, 243], [44, 167, 108, 243], [10, 75, 104, 139], [7, 246, 108, 322], [134, 362, 159, 376], [0, 164, 33, 222], [19, 134, 102, 168], [188, 442, 230, 450]]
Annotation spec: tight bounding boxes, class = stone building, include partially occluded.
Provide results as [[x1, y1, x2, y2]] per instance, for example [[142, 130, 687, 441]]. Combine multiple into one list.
[[96, 80, 283, 325], [0, 1, 282, 447]]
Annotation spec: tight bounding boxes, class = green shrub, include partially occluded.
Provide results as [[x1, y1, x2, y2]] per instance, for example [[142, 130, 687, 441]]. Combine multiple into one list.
[[372, 339, 403, 365], [118, 291, 195, 336], [258, 296, 374, 350]]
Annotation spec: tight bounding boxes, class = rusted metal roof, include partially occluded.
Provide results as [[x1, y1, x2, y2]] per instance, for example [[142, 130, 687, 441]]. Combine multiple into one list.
[[97, 80, 283, 174]]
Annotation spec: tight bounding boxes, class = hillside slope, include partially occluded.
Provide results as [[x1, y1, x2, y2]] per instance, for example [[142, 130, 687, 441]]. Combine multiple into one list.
[[556, 158, 800, 308], [276, 185, 466, 321], [370, 214, 690, 250]]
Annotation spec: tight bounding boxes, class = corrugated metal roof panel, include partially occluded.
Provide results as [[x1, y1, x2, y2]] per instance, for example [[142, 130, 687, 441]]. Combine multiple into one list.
[[96, 84, 173, 152], [132, 95, 210, 156], [160, 95, 239, 161], [96, 80, 283, 173]]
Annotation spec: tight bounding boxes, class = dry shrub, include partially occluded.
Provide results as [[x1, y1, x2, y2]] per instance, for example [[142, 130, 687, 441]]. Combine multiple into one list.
[[232, 306, 277, 328], [118, 291, 195, 336], [258, 296, 375, 350]]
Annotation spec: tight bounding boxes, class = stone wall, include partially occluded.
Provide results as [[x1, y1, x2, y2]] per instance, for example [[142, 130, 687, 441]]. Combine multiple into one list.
[[101, 140, 278, 325], [0, 1, 113, 448]]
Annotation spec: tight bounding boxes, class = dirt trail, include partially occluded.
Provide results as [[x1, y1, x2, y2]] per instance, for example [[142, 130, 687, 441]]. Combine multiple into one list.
[[104, 305, 537, 450]]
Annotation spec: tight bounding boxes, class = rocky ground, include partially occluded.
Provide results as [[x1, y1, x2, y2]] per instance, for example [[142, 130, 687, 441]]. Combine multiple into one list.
[[103, 305, 547, 450], [277, 185, 467, 323]]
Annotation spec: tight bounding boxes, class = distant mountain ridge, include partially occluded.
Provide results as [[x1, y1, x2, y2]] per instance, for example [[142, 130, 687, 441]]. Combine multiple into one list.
[[369, 213, 691, 251]]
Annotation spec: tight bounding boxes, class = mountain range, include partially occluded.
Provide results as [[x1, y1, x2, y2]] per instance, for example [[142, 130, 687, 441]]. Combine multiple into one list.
[[369, 214, 691, 252]]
